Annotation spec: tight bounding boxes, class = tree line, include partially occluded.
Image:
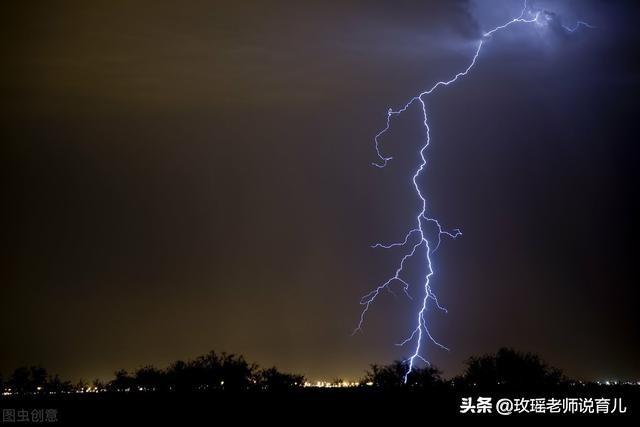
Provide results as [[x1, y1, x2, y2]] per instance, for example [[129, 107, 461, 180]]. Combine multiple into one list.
[[364, 347, 564, 390], [0, 348, 593, 395], [1, 351, 303, 394]]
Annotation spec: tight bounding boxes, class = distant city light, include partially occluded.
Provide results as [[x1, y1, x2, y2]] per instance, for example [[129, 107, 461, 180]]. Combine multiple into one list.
[[303, 381, 360, 388]]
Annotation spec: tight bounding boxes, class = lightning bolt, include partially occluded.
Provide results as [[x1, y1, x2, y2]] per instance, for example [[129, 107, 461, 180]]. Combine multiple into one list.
[[562, 20, 596, 33], [354, 0, 593, 383]]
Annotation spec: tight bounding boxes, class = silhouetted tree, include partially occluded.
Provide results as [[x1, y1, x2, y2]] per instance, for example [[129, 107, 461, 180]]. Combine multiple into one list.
[[165, 360, 189, 392], [8, 367, 30, 394], [92, 379, 105, 391], [217, 352, 258, 391], [462, 347, 564, 390], [407, 365, 443, 389], [47, 375, 72, 394], [75, 379, 88, 392], [159, 351, 259, 392], [134, 366, 164, 392], [363, 360, 442, 389], [30, 366, 48, 392], [364, 362, 405, 388], [5, 366, 50, 394], [109, 369, 135, 392], [258, 367, 305, 391], [188, 351, 223, 391]]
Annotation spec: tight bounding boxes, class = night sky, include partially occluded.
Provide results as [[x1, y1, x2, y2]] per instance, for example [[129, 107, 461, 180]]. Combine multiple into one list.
[[2, 1, 639, 383]]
